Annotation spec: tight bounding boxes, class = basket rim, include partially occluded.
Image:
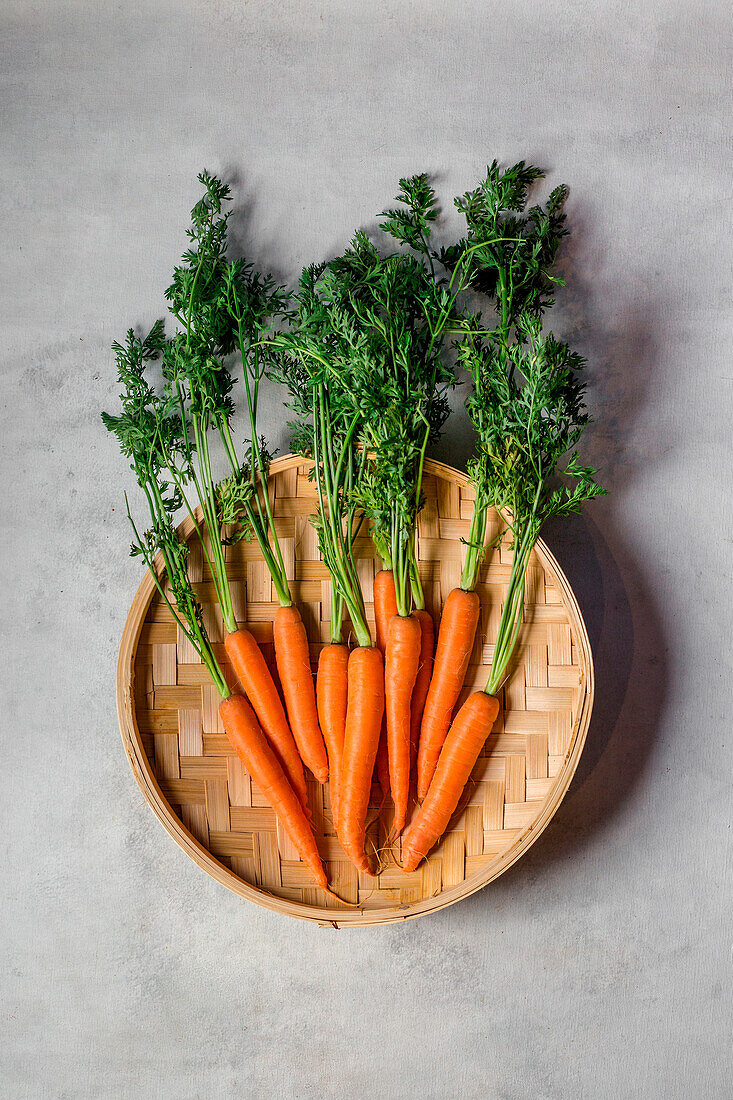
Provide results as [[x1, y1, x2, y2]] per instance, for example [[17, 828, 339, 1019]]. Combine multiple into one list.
[[116, 454, 594, 927]]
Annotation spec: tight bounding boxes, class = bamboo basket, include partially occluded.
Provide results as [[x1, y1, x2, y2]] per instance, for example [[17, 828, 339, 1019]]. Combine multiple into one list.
[[117, 456, 594, 926]]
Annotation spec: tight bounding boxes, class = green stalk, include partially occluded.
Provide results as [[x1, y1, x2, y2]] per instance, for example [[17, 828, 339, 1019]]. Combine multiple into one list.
[[309, 380, 371, 648], [158, 364, 240, 637], [460, 484, 490, 592], [241, 497, 293, 607], [195, 412, 237, 634], [128, 480, 230, 700], [330, 579, 344, 645], [216, 412, 292, 609], [391, 501, 410, 617], [232, 315, 292, 605], [151, 411, 218, 590], [424, 234, 524, 361], [408, 547, 424, 611], [218, 414, 240, 475], [484, 517, 537, 696]]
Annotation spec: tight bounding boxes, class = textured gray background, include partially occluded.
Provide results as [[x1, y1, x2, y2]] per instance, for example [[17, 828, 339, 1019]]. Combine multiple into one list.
[[1, 1, 731, 1097]]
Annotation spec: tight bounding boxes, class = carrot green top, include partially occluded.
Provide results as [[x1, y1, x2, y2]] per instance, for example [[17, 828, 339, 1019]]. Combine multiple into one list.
[[269, 268, 371, 648], [377, 163, 605, 692], [272, 192, 461, 618], [103, 166, 605, 704], [447, 163, 605, 693], [104, 173, 296, 696], [101, 324, 231, 699], [162, 173, 293, 612]]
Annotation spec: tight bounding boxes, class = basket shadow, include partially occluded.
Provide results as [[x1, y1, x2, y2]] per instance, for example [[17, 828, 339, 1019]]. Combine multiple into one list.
[[510, 510, 664, 884], [446, 512, 663, 919]]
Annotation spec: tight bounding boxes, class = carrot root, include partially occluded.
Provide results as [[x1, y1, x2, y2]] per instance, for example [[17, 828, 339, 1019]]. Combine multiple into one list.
[[417, 588, 481, 800], [375, 719, 390, 795], [219, 693, 328, 890], [338, 646, 385, 874], [274, 605, 329, 783], [373, 569, 398, 653], [385, 612, 421, 834], [402, 691, 500, 871], [224, 629, 309, 813], [373, 569, 396, 798], [317, 642, 349, 831]]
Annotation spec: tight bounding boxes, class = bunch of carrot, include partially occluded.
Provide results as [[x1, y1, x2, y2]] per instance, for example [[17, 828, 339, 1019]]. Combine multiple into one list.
[[104, 176, 337, 895], [105, 166, 603, 894], [272, 228, 460, 866]]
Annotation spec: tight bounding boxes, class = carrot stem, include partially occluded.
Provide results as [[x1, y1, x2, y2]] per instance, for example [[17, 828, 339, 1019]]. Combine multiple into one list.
[[485, 517, 536, 695], [459, 482, 490, 592]]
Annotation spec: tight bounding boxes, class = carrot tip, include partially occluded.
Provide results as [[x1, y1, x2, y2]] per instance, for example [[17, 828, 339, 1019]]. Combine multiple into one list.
[[399, 850, 421, 873], [323, 886, 360, 908]]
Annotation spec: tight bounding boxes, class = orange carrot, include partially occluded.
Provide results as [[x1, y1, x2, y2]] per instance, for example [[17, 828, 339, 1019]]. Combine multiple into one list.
[[338, 646, 385, 873], [385, 612, 421, 833], [402, 691, 500, 871], [274, 605, 329, 783], [317, 642, 349, 830], [374, 569, 398, 652], [374, 730, 391, 800], [219, 693, 330, 890], [373, 569, 397, 795], [409, 609, 435, 774], [417, 588, 481, 800], [224, 629, 309, 813]]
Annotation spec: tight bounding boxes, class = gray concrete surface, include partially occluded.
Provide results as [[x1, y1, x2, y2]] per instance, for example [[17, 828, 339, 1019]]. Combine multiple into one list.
[[2, 1, 731, 1097]]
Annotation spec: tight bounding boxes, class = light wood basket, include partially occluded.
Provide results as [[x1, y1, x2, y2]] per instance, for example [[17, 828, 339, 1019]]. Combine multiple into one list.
[[117, 456, 593, 926]]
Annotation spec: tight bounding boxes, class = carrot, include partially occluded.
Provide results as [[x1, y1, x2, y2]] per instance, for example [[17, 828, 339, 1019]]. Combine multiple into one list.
[[317, 642, 349, 830], [338, 646, 385, 873], [402, 690, 500, 871], [375, 725, 390, 798], [409, 608, 434, 774], [401, 161, 603, 865], [417, 588, 480, 800], [277, 363, 374, 806], [104, 313, 335, 890], [224, 628, 309, 813], [219, 693, 331, 891], [374, 569, 398, 652], [373, 569, 397, 795], [274, 605, 329, 783], [385, 612, 421, 833]]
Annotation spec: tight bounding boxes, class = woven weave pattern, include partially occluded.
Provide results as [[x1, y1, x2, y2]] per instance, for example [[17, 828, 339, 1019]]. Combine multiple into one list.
[[132, 458, 586, 915]]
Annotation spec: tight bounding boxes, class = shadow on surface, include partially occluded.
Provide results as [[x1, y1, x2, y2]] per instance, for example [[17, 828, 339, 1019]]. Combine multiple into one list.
[[510, 509, 665, 881]]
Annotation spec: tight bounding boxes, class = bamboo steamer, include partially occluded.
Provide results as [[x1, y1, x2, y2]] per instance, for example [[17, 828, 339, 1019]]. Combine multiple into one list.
[[117, 456, 594, 926]]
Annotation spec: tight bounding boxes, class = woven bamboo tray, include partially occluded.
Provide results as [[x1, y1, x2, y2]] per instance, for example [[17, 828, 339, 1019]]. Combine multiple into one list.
[[117, 455, 593, 926]]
